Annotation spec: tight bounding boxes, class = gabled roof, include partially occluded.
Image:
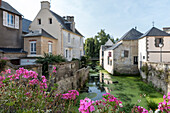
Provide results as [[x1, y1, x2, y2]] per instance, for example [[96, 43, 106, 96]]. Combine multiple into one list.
[[22, 18, 32, 33], [0, 1, 22, 16], [0, 48, 27, 53], [105, 39, 114, 46], [119, 28, 143, 41], [50, 10, 83, 37], [24, 29, 57, 40], [106, 42, 122, 50], [140, 27, 170, 38]]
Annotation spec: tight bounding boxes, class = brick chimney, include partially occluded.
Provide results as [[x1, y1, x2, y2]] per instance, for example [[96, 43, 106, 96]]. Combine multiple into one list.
[[41, 1, 50, 10], [66, 16, 75, 32], [0, 0, 2, 7]]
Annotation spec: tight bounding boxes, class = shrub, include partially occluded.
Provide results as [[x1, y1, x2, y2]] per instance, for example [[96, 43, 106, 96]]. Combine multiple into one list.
[[0, 68, 79, 113], [36, 53, 66, 77], [147, 100, 158, 111], [0, 58, 8, 71]]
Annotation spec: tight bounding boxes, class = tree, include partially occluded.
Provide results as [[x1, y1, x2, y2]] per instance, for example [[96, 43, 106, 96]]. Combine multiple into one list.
[[84, 29, 117, 58]]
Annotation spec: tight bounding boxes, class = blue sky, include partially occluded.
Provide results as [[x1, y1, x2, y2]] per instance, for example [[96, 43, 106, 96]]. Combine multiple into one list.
[[4, 0, 170, 39]]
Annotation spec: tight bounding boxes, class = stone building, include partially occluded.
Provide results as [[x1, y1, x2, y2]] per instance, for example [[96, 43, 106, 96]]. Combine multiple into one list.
[[103, 28, 143, 74], [0, 0, 27, 64], [138, 27, 170, 70], [23, 1, 84, 64], [99, 39, 114, 67]]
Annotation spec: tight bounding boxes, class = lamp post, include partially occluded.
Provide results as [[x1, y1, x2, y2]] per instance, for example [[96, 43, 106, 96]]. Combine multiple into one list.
[[159, 43, 163, 62]]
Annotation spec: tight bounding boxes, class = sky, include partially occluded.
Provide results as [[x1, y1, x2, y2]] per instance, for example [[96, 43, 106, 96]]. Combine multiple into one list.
[[4, 0, 170, 39]]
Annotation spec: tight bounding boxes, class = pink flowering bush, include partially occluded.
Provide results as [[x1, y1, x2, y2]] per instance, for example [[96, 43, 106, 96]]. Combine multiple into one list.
[[158, 92, 170, 112], [79, 93, 123, 113], [0, 68, 78, 112], [134, 106, 148, 113]]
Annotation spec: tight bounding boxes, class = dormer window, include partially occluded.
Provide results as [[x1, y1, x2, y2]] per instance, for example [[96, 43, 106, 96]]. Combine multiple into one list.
[[49, 18, 52, 24], [38, 19, 41, 25], [3, 11, 19, 29]]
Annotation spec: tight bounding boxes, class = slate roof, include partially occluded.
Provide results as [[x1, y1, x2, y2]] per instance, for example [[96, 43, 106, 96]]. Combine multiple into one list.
[[106, 42, 122, 50], [50, 11, 83, 37], [0, 1, 22, 16], [0, 48, 27, 53], [105, 39, 114, 46], [140, 27, 170, 38], [118, 28, 143, 41], [22, 18, 32, 33], [24, 29, 57, 40]]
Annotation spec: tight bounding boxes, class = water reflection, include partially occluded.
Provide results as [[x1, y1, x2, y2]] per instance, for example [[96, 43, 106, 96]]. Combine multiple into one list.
[[81, 70, 114, 101], [99, 71, 113, 93]]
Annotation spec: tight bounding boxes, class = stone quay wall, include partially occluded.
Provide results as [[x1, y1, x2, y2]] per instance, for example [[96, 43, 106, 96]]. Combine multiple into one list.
[[48, 61, 90, 93], [140, 62, 170, 94]]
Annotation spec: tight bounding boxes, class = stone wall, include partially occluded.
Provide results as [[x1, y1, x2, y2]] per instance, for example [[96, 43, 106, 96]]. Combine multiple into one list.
[[4, 61, 42, 77], [140, 62, 170, 94], [48, 61, 90, 93]]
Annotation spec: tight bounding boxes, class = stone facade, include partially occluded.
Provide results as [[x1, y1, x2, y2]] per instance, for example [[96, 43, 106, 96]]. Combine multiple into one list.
[[24, 36, 58, 57], [104, 40, 139, 75], [140, 62, 170, 95]]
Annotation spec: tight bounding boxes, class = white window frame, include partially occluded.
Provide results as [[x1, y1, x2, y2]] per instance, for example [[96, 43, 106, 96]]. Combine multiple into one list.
[[3, 11, 19, 29], [69, 49, 72, 58], [30, 41, 36, 55], [48, 42, 52, 54]]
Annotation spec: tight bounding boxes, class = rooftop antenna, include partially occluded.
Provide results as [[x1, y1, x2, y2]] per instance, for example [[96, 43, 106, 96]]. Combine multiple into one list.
[[135, 26, 137, 30], [152, 21, 155, 27]]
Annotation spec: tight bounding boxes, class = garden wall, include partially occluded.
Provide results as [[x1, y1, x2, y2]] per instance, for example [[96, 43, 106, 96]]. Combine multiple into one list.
[[4, 61, 42, 76], [48, 61, 90, 93], [140, 62, 170, 94]]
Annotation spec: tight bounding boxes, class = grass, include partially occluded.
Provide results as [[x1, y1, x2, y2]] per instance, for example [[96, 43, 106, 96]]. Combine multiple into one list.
[[105, 74, 163, 109]]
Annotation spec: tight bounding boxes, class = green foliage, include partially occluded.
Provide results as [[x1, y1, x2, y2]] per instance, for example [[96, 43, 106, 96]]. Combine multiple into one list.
[[36, 53, 66, 77], [119, 103, 135, 113], [141, 64, 149, 76], [84, 29, 116, 58], [0, 59, 7, 71], [146, 100, 158, 111], [137, 82, 155, 95]]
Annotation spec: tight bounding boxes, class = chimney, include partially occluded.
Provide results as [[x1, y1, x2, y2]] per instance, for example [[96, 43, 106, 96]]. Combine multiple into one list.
[[163, 27, 170, 34], [66, 16, 75, 32], [0, 0, 2, 7], [41, 1, 50, 10]]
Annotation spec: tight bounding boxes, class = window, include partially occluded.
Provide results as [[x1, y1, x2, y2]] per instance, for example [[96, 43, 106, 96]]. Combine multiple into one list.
[[134, 56, 138, 65], [108, 56, 110, 65], [7, 13, 14, 27], [38, 19, 41, 25], [102, 51, 104, 56], [69, 50, 72, 58], [80, 50, 82, 56], [143, 56, 145, 60], [110, 60, 112, 66], [3, 11, 19, 29], [65, 49, 68, 58], [108, 52, 112, 57], [68, 33, 71, 43], [48, 42, 52, 54], [30, 41, 36, 55], [124, 50, 129, 57], [155, 38, 163, 47], [49, 18, 52, 24], [80, 37, 82, 46]]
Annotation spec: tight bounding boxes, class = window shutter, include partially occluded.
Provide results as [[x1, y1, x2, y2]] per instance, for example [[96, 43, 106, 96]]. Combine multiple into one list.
[[15, 15, 19, 29], [3, 11, 7, 26]]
